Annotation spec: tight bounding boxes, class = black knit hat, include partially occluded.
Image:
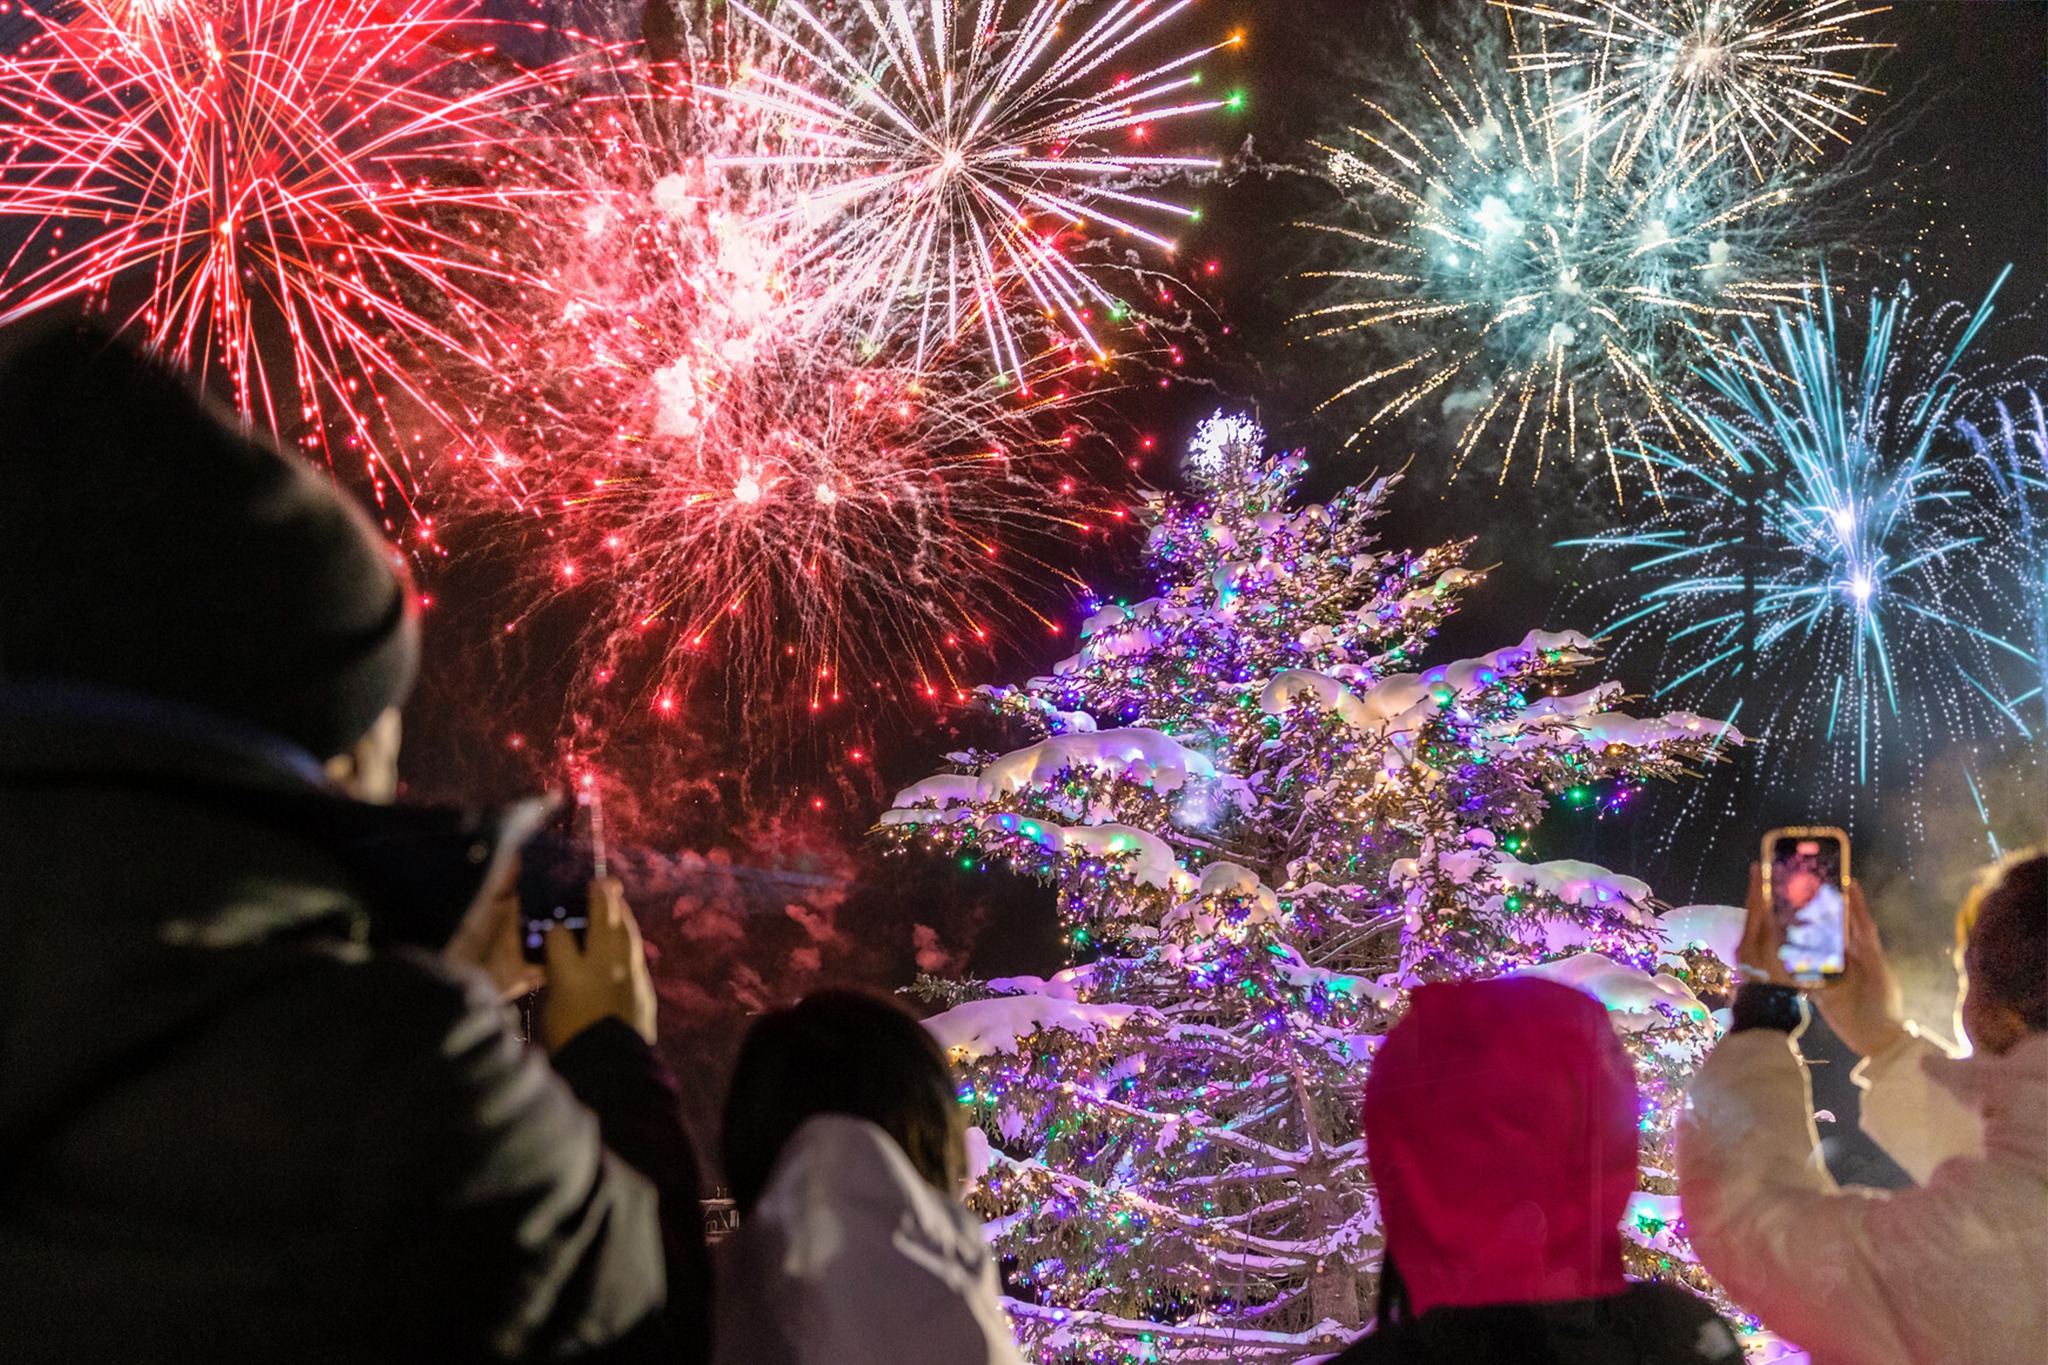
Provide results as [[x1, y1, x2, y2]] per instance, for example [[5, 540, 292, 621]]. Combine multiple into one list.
[[0, 320, 419, 760]]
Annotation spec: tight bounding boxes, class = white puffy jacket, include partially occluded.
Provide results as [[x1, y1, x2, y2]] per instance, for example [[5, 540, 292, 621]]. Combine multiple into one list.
[[1678, 1027, 2048, 1365], [1854, 1030, 1986, 1185], [711, 1113, 1027, 1365]]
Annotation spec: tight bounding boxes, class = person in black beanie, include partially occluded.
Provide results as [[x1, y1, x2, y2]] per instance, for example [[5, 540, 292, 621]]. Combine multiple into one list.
[[0, 320, 710, 1364], [0, 317, 421, 763]]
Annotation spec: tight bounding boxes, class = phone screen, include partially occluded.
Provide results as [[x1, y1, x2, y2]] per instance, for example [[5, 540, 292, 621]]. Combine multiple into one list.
[[1771, 833, 1847, 983], [519, 796, 599, 965]]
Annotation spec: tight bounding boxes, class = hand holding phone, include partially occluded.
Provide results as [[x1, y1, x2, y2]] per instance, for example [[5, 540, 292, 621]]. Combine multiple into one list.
[[1736, 863, 1794, 988], [519, 793, 605, 965], [1812, 881, 1910, 1057], [538, 877, 659, 1051]]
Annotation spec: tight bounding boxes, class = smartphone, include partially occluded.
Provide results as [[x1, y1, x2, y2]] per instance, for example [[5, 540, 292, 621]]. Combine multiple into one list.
[[1761, 826, 1850, 985], [518, 790, 607, 965]]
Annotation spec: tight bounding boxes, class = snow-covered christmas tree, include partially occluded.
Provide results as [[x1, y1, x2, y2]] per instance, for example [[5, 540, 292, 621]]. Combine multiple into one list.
[[877, 416, 1742, 1362]]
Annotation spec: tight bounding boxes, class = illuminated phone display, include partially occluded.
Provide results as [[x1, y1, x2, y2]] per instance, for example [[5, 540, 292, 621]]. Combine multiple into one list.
[[1763, 827, 1850, 984], [519, 793, 602, 965]]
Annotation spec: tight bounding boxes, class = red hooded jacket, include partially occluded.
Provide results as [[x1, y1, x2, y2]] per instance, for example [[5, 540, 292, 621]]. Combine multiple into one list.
[[1364, 977, 1640, 1314]]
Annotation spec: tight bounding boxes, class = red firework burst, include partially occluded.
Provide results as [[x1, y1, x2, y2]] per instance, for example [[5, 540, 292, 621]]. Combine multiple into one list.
[[0, 0, 611, 504], [457, 92, 1121, 730]]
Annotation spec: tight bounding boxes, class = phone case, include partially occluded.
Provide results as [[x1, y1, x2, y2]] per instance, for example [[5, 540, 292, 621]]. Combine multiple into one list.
[[1759, 825, 1852, 890], [1760, 825, 1851, 982]]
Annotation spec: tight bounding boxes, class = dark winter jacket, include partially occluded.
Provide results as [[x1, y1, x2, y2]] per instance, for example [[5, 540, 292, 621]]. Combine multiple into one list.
[[1326, 1282, 1741, 1365], [0, 685, 709, 1363]]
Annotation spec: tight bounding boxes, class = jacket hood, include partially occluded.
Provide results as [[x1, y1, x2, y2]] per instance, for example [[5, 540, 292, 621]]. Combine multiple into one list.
[[1365, 977, 1639, 1314], [1926, 1031, 2048, 1175], [0, 683, 544, 1159], [0, 682, 545, 950], [713, 1114, 1026, 1365]]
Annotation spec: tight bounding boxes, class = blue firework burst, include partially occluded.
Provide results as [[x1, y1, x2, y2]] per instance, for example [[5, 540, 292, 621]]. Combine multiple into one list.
[[1576, 269, 2035, 788]]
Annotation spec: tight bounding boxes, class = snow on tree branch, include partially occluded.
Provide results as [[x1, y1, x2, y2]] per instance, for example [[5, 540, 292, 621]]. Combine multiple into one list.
[[875, 413, 1745, 1361]]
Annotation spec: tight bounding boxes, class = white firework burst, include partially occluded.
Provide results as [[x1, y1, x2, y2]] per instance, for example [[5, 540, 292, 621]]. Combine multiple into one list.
[[702, 0, 1238, 381], [1497, 0, 1891, 178]]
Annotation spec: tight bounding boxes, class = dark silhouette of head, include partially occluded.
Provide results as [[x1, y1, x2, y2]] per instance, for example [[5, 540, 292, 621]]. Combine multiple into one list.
[[1958, 848, 2048, 1054], [721, 990, 964, 1215], [0, 317, 417, 759]]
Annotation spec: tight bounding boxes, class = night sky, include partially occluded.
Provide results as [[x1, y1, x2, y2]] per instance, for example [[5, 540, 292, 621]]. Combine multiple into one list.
[[385, 1, 2048, 1136], [0, 0, 2036, 1202], [1176, 0, 2048, 892]]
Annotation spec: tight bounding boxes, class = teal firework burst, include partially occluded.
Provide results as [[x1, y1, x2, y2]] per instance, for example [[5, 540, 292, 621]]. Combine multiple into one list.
[[1296, 19, 1821, 492]]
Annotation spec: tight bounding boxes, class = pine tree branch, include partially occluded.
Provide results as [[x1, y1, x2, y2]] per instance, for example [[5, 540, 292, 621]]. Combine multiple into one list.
[[1063, 1085, 1308, 1166], [1003, 1299, 1339, 1356]]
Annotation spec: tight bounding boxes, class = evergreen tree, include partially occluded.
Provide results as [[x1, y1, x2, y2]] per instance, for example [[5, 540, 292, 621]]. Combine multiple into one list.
[[878, 415, 1741, 1362]]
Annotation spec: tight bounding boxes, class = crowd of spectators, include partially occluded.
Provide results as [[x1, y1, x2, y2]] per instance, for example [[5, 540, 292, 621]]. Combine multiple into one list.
[[0, 324, 2039, 1364]]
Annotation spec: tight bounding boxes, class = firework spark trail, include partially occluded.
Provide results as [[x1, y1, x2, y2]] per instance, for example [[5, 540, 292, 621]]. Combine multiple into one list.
[[698, 0, 1236, 382], [461, 97, 1110, 729], [481, 341, 1104, 723], [1961, 387, 2048, 732], [1572, 271, 2035, 789], [0, 0, 614, 502], [1496, 0, 1891, 180], [1297, 24, 1819, 493]]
